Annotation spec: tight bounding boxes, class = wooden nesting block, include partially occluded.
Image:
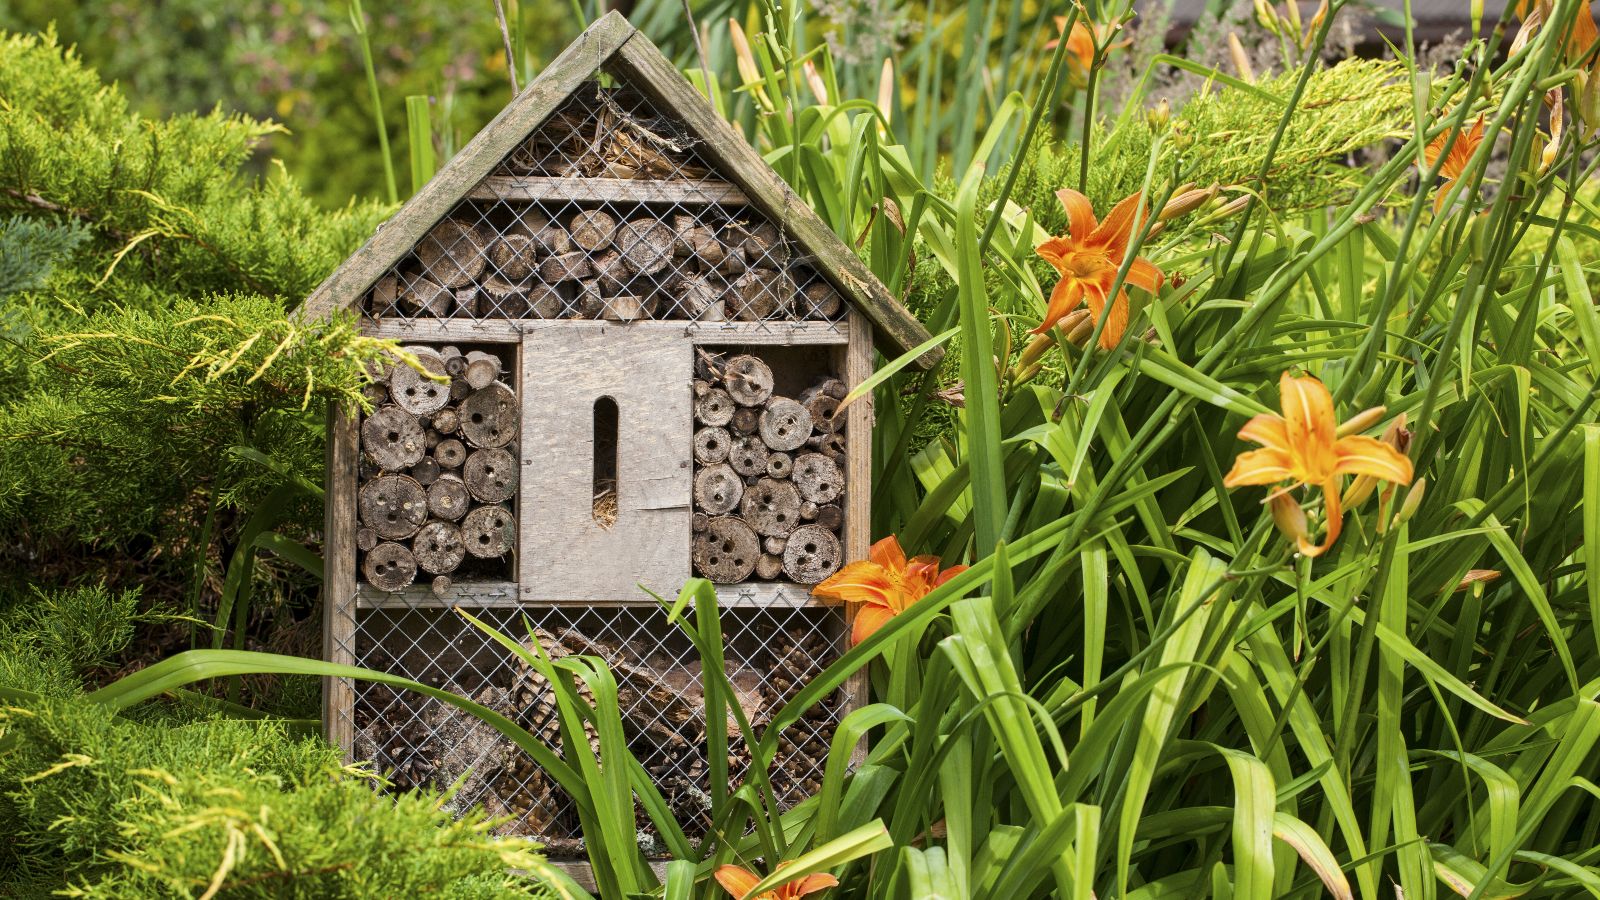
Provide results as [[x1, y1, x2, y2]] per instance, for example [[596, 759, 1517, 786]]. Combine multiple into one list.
[[390, 347, 451, 415], [363, 541, 418, 591], [459, 382, 518, 449], [693, 426, 732, 465], [569, 210, 617, 251], [782, 524, 842, 584], [793, 452, 843, 504], [695, 388, 735, 427], [693, 463, 742, 515], [722, 355, 774, 406], [739, 478, 801, 537], [361, 406, 425, 471], [415, 220, 489, 288], [758, 398, 812, 452], [464, 448, 518, 503], [427, 473, 470, 521], [359, 475, 428, 540], [692, 516, 759, 583], [413, 521, 466, 575], [462, 504, 515, 558], [399, 274, 453, 317], [489, 233, 539, 282]]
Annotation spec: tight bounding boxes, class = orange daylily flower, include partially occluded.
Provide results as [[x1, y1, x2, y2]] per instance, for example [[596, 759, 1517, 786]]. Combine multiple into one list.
[[1223, 372, 1414, 558], [1512, 0, 1599, 63], [1422, 115, 1486, 212], [1034, 188, 1165, 349], [715, 863, 839, 900], [1045, 17, 1127, 89], [811, 536, 967, 645]]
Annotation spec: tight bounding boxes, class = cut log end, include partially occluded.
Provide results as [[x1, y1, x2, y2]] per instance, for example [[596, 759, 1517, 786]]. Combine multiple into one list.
[[413, 521, 466, 575], [692, 517, 759, 583], [782, 525, 842, 584], [461, 505, 516, 558], [363, 541, 418, 592]]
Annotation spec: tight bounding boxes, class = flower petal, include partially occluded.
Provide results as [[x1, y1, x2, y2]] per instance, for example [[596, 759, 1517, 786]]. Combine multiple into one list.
[[933, 564, 969, 588], [1331, 434, 1415, 484], [1298, 479, 1343, 558], [1223, 447, 1296, 487], [1056, 188, 1097, 240], [1278, 372, 1337, 477], [715, 866, 764, 899], [1032, 277, 1084, 334], [868, 535, 908, 571], [1035, 236, 1073, 270], [1238, 413, 1290, 450], [811, 561, 892, 606], [851, 603, 897, 646], [1124, 256, 1165, 293], [1091, 192, 1148, 253], [790, 873, 841, 896], [1093, 288, 1129, 349]]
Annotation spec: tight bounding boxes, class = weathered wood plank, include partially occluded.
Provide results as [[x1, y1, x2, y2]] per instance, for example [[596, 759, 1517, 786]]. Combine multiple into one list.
[[322, 402, 360, 756], [611, 31, 939, 369], [356, 579, 831, 609], [470, 175, 747, 205], [300, 11, 637, 321], [842, 308, 874, 764], [360, 318, 524, 342], [359, 318, 849, 345], [355, 580, 521, 609], [519, 324, 693, 602]]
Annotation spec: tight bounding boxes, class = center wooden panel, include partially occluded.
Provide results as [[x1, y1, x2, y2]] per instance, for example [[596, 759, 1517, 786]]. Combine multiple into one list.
[[519, 325, 693, 601]]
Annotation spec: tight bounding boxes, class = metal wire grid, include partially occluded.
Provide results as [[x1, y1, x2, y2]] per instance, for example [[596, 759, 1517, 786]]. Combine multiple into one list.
[[342, 597, 849, 856], [364, 80, 848, 328]]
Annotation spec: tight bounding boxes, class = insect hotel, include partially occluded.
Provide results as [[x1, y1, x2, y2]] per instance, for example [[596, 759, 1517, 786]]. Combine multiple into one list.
[[299, 13, 935, 856]]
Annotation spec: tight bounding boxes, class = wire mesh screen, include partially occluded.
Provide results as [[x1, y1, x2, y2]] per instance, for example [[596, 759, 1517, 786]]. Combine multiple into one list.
[[362, 79, 847, 327], [343, 599, 849, 857]]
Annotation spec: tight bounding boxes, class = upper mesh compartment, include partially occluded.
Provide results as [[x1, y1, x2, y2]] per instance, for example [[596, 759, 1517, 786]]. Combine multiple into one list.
[[363, 81, 847, 327]]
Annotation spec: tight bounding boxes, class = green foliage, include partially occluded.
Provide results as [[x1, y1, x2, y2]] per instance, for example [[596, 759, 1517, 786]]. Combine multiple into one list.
[[0, 215, 89, 302], [0, 584, 141, 698]]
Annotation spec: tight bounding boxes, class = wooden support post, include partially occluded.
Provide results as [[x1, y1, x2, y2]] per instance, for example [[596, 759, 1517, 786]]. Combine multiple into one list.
[[323, 401, 360, 757]]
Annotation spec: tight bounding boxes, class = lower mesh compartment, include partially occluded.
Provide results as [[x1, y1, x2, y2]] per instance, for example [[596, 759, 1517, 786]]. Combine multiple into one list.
[[346, 603, 849, 856]]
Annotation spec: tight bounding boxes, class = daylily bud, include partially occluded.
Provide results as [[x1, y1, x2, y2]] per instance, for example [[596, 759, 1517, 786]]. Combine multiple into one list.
[[1579, 65, 1600, 138], [727, 19, 772, 112], [1254, 0, 1282, 34], [1228, 32, 1255, 83], [1061, 308, 1095, 347], [1201, 195, 1252, 224], [1011, 361, 1044, 385], [877, 58, 895, 131], [1269, 492, 1309, 546], [1018, 332, 1055, 370], [1343, 414, 1410, 508], [802, 59, 829, 106], [1160, 183, 1218, 220], [1147, 98, 1171, 130], [1454, 568, 1502, 592], [1540, 87, 1564, 175], [1336, 405, 1388, 438], [1396, 477, 1426, 524]]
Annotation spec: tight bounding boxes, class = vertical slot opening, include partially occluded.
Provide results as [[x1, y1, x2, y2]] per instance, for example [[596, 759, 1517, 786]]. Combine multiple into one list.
[[593, 396, 619, 528]]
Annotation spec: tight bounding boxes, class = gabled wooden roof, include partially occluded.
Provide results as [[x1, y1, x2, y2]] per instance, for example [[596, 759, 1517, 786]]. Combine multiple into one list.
[[297, 11, 937, 368]]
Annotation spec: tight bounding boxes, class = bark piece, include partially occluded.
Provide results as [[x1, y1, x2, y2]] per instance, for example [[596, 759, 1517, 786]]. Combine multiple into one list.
[[359, 474, 428, 540], [361, 405, 426, 470], [782, 524, 842, 584], [693, 463, 743, 515], [759, 398, 813, 452], [615, 217, 676, 276], [693, 427, 732, 465], [463, 350, 503, 390], [356, 528, 379, 552], [489, 233, 539, 282], [728, 434, 769, 477], [755, 553, 784, 580], [766, 453, 793, 479], [793, 452, 844, 504], [739, 477, 802, 537], [540, 251, 593, 283], [675, 274, 723, 320], [390, 347, 450, 415], [461, 505, 515, 558], [409, 456, 441, 486], [399, 275, 452, 317], [692, 516, 759, 583], [569, 210, 617, 251], [415, 220, 488, 288], [412, 521, 466, 575], [434, 438, 467, 469], [459, 382, 518, 449], [695, 388, 735, 427], [798, 280, 843, 319], [427, 473, 470, 521], [815, 503, 843, 531], [723, 355, 775, 406], [363, 541, 418, 591], [463, 448, 518, 503]]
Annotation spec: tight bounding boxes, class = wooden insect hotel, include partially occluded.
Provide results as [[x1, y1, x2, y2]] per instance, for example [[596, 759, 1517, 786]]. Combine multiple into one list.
[[299, 12, 934, 856]]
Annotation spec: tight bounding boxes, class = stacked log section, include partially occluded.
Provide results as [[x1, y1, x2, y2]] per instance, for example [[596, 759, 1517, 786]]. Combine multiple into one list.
[[691, 353, 846, 584], [357, 344, 518, 590]]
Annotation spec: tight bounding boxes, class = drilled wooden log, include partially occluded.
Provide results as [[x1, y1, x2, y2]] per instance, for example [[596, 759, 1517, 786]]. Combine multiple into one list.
[[434, 438, 466, 468], [692, 516, 759, 583], [371, 273, 401, 313], [793, 452, 844, 504], [479, 277, 527, 317], [439, 347, 466, 376], [808, 431, 847, 460], [728, 434, 769, 478], [461, 504, 516, 558], [782, 524, 842, 584], [568, 210, 617, 251], [427, 473, 470, 521], [602, 295, 648, 322], [615, 217, 676, 276], [759, 398, 812, 452], [693, 463, 743, 515], [463, 448, 518, 503], [815, 504, 843, 531], [415, 220, 488, 288], [755, 553, 785, 580], [723, 355, 775, 406], [489, 233, 539, 282], [390, 347, 450, 415], [356, 527, 379, 552], [431, 407, 460, 434], [798, 280, 843, 319], [766, 453, 793, 479], [399, 275, 453, 317], [359, 474, 428, 540], [361, 406, 425, 470], [540, 251, 593, 283], [695, 388, 735, 427], [799, 390, 841, 434], [363, 541, 418, 591], [412, 521, 466, 575], [675, 274, 724, 321], [410, 456, 441, 486], [740, 477, 802, 537], [693, 427, 732, 465], [527, 284, 565, 318], [431, 575, 453, 598], [463, 351, 503, 390], [450, 376, 472, 401], [360, 382, 389, 405], [459, 382, 518, 449], [730, 407, 759, 435]]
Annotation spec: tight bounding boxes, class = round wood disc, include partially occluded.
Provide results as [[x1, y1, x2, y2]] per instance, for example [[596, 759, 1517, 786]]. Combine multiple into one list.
[[693, 427, 732, 465], [528, 284, 565, 319], [755, 553, 784, 580], [363, 541, 418, 592], [459, 382, 518, 449], [434, 438, 467, 468], [739, 477, 801, 537], [728, 434, 769, 477], [569, 210, 617, 251], [416, 220, 488, 288], [793, 452, 844, 504], [356, 527, 379, 552], [693, 463, 743, 515], [723, 355, 775, 406], [409, 456, 441, 486], [798, 280, 843, 319], [461, 505, 515, 558], [759, 398, 813, 452], [782, 524, 842, 584], [695, 388, 735, 427], [766, 453, 793, 479], [692, 517, 759, 583], [463, 448, 517, 503], [730, 407, 759, 434], [361, 406, 425, 471], [359, 475, 428, 540], [431, 407, 460, 433], [412, 521, 466, 575], [427, 474, 470, 521], [802, 393, 841, 433], [489, 233, 538, 282], [615, 218, 676, 276], [390, 348, 450, 415]]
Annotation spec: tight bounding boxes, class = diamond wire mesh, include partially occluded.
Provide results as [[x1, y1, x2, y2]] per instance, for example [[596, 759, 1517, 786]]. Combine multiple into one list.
[[341, 596, 849, 857], [363, 79, 847, 329]]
